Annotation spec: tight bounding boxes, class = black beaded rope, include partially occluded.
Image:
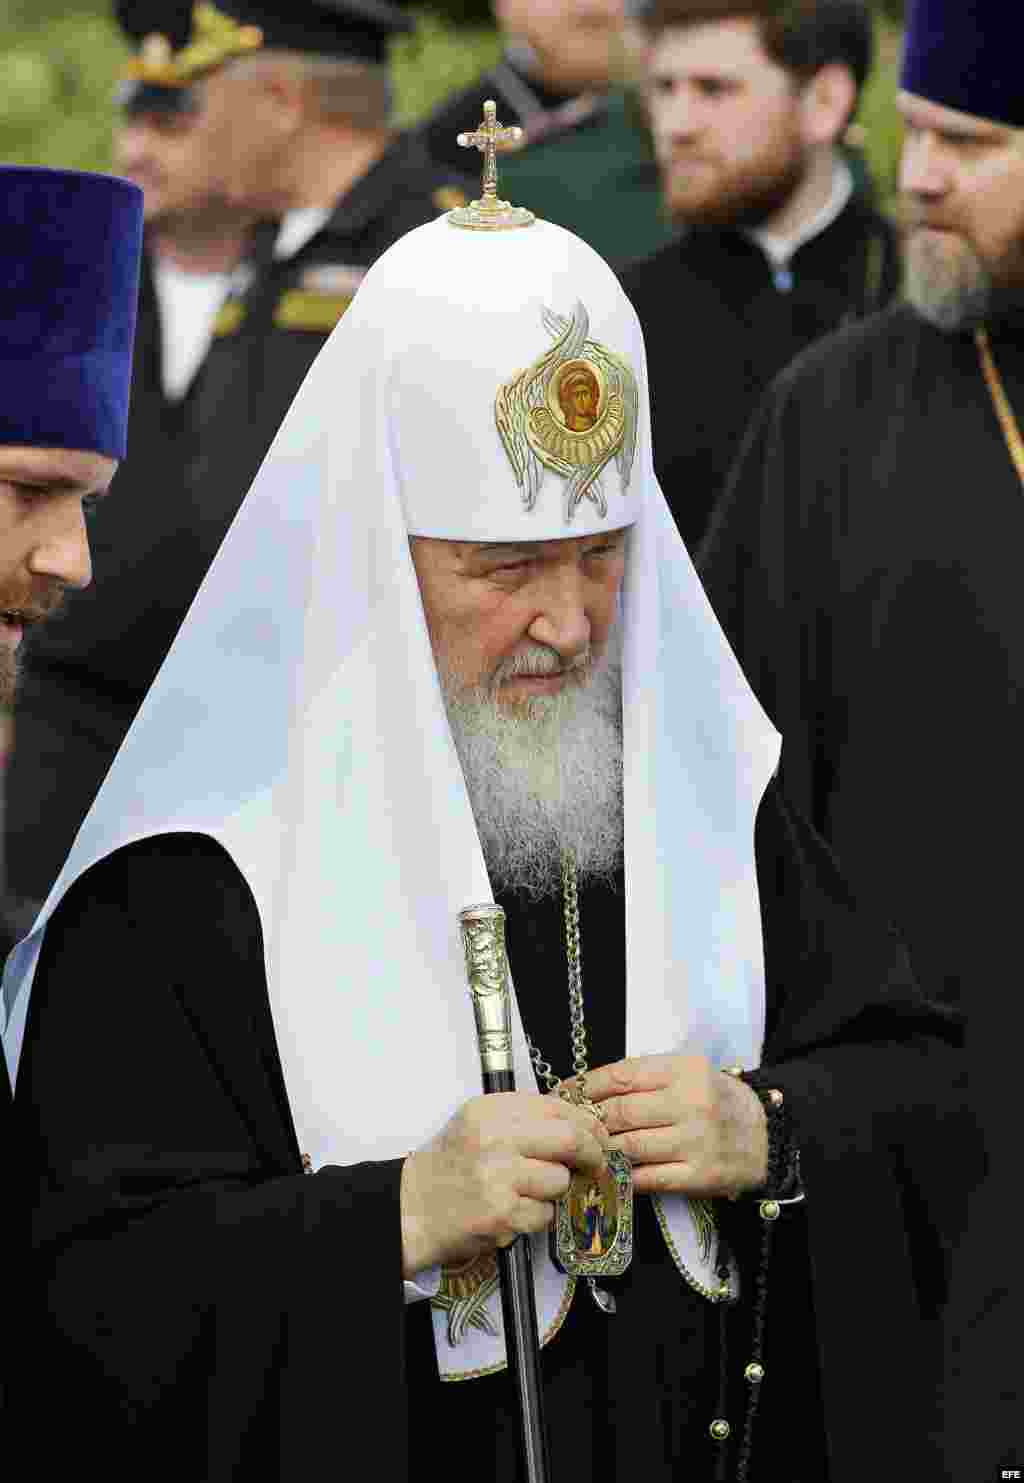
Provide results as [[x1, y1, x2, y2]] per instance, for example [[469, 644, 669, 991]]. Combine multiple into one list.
[[712, 1238, 735, 1482], [736, 1211, 775, 1481], [708, 1070, 802, 1479]]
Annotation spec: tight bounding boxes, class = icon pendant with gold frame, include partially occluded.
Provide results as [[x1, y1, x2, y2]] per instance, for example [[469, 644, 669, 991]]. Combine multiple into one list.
[[550, 1151, 633, 1279]]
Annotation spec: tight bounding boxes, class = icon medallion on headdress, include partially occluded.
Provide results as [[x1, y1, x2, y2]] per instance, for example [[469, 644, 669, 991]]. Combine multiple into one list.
[[495, 302, 638, 522]]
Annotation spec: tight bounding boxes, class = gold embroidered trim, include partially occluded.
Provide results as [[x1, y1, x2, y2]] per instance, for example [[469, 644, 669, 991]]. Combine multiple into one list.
[[123, 3, 263, 86], [437, 1275, 577, 1382], [650, 1195, 731, 1303]]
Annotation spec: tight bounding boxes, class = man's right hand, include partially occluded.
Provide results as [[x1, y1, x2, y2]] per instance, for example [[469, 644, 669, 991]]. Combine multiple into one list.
[[400, 1091, 610, 1278]]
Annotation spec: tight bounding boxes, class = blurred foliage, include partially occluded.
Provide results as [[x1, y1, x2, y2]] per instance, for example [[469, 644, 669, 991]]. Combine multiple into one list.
[[392, 11, 501, 126], [855, 16, 904, 204], [0, 2, 903, 200]]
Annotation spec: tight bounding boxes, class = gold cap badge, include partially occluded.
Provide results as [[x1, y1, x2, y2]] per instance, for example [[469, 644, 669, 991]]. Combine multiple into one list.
[[124, 2, 263, 86], [495, 302, 638, 522]]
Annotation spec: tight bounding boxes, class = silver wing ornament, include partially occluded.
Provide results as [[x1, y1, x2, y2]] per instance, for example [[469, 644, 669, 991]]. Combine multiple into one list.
[[689, 1198, 717, 1265], [495, 301, 639, 522], [431, 1253, 502, 1347]]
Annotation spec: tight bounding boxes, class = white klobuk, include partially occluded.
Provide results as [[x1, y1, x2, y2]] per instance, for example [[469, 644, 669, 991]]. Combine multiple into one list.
[[3, 214, 781, 1379]]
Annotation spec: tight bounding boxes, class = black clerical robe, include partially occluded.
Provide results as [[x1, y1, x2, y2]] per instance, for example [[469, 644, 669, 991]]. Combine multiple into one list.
[[619, 197, 900, 553], [700, 303, 1022, 1474], [10, 781, 958, 1480]]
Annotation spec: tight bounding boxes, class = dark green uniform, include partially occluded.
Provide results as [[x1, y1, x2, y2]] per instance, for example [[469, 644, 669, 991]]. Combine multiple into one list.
[[419, 59, 678, 267], [4, 133, 462, 914]]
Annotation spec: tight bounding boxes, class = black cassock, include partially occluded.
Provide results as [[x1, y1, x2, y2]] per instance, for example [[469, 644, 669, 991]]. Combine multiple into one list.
[[700, 302, 1022, 1477], [618, 197, 900, 554], [11, 781, 958, 1481]]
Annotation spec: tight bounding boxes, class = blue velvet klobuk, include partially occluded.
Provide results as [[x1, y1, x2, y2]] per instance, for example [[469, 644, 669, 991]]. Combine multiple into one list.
[[0, 167, 144, 460], [901, 0, 1024, 128]]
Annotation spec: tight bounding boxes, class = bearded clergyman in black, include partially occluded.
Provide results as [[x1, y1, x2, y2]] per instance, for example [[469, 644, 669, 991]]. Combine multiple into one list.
[[5, 160, 958, 1481], [699, 0, 1021, 1470]]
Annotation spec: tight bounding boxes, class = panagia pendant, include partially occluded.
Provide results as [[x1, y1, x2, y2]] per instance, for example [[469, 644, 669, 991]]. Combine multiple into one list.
[[550, 1151, 633, 1279]]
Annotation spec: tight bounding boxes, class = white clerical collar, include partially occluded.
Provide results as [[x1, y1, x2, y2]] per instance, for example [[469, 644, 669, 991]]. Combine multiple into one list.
[[274, 207, 333, 262], [748, 158, 854, 274]]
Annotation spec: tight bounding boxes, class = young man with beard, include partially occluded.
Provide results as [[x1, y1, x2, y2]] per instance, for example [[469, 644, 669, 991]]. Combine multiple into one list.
[[0, 165, 141, 1409], [0, 163, 142, 881], [698, 0, 1024, 1468], [619, 0, 900, 552], [2, 2, 257, 944], [4, 179, 957, 1479]]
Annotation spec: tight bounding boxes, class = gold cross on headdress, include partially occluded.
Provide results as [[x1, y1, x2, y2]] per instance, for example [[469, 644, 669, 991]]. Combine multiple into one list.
[[458, 101, 523, 206], [447, 101, 535, 232]]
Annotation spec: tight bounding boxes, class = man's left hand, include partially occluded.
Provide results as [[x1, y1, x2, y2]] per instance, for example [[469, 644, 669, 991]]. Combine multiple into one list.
[[584, 1055, 768, 1197]]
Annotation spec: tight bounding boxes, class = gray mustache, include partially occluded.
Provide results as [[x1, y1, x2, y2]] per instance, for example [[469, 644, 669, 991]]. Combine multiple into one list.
[[493, 646, 592, 681]]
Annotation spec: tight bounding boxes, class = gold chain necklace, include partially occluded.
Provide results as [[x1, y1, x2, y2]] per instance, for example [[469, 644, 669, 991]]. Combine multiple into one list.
[[527, 851, 598, 1110], [525, 851, 634, 1304], [976, 327, 1024, 487]]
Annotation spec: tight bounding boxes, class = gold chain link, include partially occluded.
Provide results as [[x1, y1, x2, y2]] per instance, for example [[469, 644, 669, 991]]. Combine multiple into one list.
[[526, 851, 606, 1122]]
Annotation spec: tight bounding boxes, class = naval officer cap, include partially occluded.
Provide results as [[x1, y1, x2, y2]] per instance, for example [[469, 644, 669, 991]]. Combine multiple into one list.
[[0, 167, 144, 460], [210, 0, 415, 66], [901, 0, 1024, 128]]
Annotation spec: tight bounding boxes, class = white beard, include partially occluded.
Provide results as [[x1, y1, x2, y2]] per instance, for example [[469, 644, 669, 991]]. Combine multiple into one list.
[[441, 639, 624, 899]]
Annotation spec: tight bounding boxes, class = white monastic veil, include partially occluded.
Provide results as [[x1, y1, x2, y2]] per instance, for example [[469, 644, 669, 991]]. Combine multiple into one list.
[[2, 216, 780, 1378]]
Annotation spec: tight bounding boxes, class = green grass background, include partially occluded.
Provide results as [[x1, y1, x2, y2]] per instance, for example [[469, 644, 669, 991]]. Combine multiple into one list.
[[0, 2, 905, 202]]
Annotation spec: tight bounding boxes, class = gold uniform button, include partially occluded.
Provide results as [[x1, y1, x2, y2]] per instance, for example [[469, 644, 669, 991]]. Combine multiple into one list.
[[433, 185, 468, 211]]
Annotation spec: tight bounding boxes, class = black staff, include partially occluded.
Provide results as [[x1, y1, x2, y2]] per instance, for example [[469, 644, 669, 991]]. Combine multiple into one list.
[[458, 903, 552, 1483]]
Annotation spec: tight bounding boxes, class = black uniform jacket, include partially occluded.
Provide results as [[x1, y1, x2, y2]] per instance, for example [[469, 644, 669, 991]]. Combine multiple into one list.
[[10, 780, 961, 1480], [699, 303, 1023, 1477], [619, 195, 901, 553], [3, 134, 462, 912]]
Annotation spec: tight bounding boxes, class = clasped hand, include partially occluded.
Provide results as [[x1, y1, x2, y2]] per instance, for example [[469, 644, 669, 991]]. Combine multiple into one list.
[[400, 1056, 767, 1279], [401, 1091, 609, 1278], [585, 1054, 768, 1198]]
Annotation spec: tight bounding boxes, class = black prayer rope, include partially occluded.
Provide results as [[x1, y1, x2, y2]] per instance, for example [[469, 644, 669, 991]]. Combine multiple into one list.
[[711, 1075, 801, 1479], [736, 1215, 774, 1482], [713, 1239, 736, 1483]]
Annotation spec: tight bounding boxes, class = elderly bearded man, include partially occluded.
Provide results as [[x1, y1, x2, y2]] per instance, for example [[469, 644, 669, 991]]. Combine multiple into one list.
[[5, 152, 956, 1481]]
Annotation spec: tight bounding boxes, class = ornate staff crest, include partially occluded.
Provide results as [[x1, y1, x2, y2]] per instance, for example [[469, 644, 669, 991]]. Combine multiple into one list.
[[495, 302, 638, 522]]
